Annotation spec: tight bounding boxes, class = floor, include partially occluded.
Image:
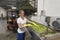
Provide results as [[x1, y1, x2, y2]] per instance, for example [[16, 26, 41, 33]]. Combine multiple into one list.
[[0, 20, 31, 40]]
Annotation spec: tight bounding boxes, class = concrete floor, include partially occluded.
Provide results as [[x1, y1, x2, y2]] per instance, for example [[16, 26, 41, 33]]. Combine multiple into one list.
[[0, 20, 17, 40], [0, 20, 31, 40]]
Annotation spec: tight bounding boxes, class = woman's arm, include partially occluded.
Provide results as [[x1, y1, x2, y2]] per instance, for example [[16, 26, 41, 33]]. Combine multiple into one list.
[[17, 23, 26, 29], [26, 20, 32, 24], [17, 23, 23, 29]]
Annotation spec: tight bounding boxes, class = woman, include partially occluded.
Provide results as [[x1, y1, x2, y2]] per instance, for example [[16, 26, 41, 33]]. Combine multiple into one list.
[[17, 10, 27, 40]]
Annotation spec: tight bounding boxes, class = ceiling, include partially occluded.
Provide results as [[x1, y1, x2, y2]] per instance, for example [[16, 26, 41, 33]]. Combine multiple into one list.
[[0, 0, 27, 9]]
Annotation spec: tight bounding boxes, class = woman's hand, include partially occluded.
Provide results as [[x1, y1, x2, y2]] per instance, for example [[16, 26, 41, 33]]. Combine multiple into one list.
[[22, 24, 26, 28]]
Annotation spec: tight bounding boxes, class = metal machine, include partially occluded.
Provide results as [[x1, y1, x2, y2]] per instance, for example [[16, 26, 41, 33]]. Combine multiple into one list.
[[31, 0, 60, 31], [7, 9, 18, 33]]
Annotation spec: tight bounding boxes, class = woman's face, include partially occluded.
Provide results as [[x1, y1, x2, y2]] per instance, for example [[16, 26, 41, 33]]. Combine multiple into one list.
[[19, 11, 25, 17]]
